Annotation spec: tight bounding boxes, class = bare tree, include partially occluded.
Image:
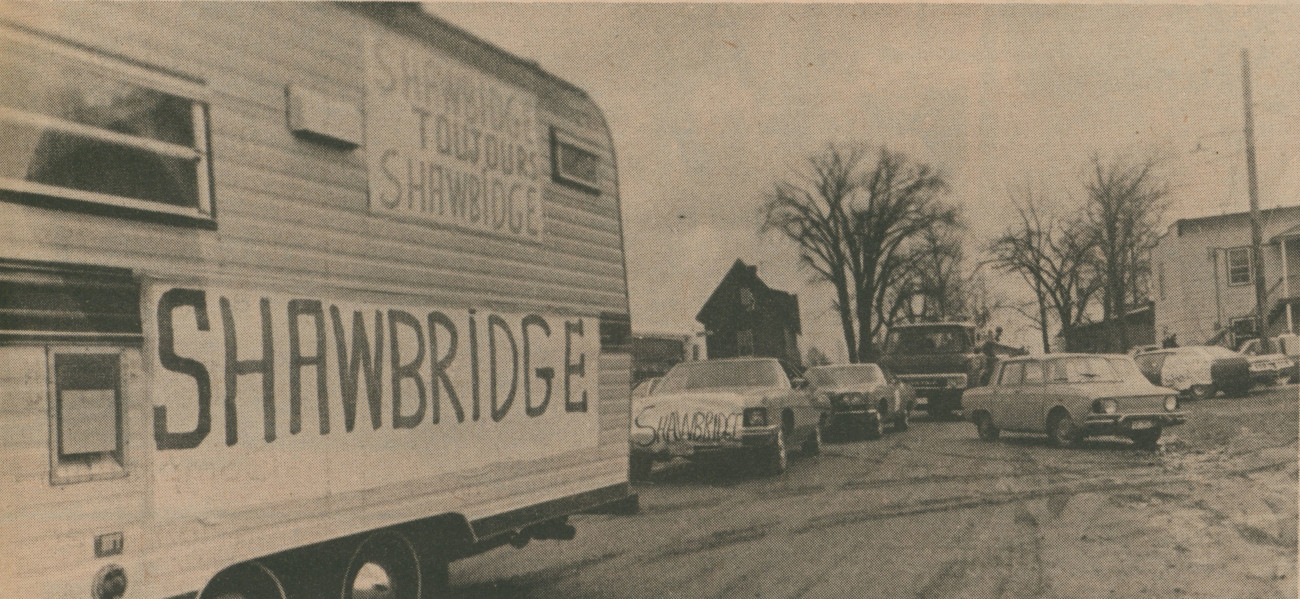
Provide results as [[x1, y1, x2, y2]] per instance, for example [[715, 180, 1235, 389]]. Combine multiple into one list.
[[762, 144, 956, 362], [1082, 156, 1167, 351], [762, 143, 864, 361], [851, 149, 957, 361], [987, 188, 1100, 353], [893, 225, 968, 324]]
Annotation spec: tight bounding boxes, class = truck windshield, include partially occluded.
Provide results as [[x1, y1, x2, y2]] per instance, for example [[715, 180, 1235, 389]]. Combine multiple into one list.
[[885, 327, 971, 354], [656, 360, 786, 393], [805, 365, 882, 387]]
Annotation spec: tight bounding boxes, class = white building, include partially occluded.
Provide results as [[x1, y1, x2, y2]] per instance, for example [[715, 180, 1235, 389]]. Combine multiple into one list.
[[1152, 204, 1300, 346]]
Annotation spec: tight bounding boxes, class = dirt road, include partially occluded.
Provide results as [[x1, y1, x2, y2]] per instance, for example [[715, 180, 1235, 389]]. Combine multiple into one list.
[[451, 386, 1298, 598]]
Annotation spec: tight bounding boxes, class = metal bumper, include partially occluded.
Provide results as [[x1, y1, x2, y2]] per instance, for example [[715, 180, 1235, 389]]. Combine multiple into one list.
[[1083, 411, 1186, 435], [631, 425, 779, 459], [826, 408, 879, 427]]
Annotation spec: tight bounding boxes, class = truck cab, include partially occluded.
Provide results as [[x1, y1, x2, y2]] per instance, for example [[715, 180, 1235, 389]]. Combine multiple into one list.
[[879, 322, 1002, 418]]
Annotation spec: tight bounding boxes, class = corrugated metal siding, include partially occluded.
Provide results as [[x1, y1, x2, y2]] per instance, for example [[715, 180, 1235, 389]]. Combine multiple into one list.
[[2, 4, 630, 598]]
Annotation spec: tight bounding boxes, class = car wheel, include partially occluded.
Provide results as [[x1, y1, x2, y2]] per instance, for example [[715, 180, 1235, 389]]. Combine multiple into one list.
[[1274, 373, 1291, 387], [865, 413, 884, 440], [1047, 412, 1082, 448], [802, 420, 823, 456], [629, 453, 653, 481], [1131, 427, 1162, 450], [1188, 384, 1214, 401], [975, 413, 1000, 442], [756, 427, 787, 476], [894, 408, 910, 432]]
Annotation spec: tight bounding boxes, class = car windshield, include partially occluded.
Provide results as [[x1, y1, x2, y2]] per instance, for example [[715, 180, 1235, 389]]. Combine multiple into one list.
[[656, 360, 786, 393], [805, 364, 882, 387], [1046, 356, 1124, 383], [1105, 357, 1150, 384], [885, 326, 971, 354], [632, 378, 660, 399]]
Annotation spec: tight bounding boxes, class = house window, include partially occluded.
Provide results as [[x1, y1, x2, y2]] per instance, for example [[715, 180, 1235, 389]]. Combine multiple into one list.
[[1226, 247, 1252, 286], [0, 26, 212, 222], [48, 349, 126, 484], [740, 288, 755, 310], [737, 329, 755, 356]]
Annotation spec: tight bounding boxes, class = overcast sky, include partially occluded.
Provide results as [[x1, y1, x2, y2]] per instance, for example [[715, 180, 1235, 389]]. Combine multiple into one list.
[[431, 3, 1300, 361]]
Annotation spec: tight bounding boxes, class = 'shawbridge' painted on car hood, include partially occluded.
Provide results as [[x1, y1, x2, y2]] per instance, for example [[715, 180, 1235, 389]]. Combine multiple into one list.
[[630, 388, 770, 452]]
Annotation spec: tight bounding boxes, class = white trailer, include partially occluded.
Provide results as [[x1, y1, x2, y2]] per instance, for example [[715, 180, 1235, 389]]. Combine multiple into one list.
[[0, 4, 634, 598]]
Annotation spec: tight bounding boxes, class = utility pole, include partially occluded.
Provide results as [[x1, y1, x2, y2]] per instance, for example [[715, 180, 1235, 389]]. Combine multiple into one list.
[[1242, 49, 1268, 338]]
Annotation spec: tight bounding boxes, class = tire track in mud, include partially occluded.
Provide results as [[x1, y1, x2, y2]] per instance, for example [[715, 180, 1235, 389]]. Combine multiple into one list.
[[700, 433, 918, 599], [792, 466, 1202, 535]]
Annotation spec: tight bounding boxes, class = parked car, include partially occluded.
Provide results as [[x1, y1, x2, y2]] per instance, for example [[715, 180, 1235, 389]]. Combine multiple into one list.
[[804, 364, 916, 439], [964, 354, 1185, 449], [1238, 337, 1299, 385], [1132, 346, 1253, 400], [629, 358, 825, 478]]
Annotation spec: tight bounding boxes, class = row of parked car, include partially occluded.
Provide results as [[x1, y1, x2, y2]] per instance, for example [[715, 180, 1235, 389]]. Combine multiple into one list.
[[628, 340, 1296, 479]]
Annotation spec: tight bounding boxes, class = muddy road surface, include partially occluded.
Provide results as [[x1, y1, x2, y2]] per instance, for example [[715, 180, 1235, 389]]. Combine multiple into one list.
[[451, 385, 1298, 598]]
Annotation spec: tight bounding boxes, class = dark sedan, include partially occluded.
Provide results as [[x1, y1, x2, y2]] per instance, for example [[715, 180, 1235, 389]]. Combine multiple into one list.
[[804, 364, 916, 439]]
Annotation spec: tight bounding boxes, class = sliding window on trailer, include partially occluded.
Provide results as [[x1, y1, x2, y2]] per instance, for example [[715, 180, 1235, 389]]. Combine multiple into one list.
[[0, 24, 214, 225]]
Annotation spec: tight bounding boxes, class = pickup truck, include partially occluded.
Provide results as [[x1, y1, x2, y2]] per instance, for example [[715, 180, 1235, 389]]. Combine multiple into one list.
[[879, 322, 1020, 418]]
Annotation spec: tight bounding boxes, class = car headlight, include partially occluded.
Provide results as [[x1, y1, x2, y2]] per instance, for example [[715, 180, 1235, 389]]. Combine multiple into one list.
[[1093, 398, 1118, 414], [744, 407, 768, 427], [1164, 396, 1178, 411]]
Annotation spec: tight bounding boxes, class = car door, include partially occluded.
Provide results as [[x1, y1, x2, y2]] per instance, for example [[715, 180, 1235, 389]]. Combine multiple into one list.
[[1009, 359, 1047, 431], [990, 361, 1024, 431]]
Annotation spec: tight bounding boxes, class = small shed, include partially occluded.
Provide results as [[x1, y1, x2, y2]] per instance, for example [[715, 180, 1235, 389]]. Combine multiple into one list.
[[1062, 302, 1156, 354]]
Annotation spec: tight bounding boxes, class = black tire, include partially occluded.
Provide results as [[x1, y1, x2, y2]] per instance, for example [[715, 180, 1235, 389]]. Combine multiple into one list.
[[1047, 412, 1082, 448], [894, 408, 911, 432], [755, 427, 788, 475], [974, 413, 1000, 442], [1188, 384, 1214, 401], [802, 421, 823, 456], [203, 563, 286, 599], [865, 413, 884, 440], [344, 532, 422, 599], [1131, 427, 1162, 450], [1274, 373, 1291, 387], [629, 453, 653, 481]]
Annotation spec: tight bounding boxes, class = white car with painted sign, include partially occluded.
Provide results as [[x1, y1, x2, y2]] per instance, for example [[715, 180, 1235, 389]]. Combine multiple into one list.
[[629, 358, 825, 478], [0, 5, 633, 599]]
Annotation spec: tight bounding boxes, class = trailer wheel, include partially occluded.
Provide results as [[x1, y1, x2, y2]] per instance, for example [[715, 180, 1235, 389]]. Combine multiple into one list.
[[343, 532, 422, 599], [202, 562, 286, 599]]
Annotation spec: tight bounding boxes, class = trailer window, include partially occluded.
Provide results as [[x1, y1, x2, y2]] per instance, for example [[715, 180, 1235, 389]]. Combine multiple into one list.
[[0, 27, 212, 223], [48, 349, 126, 483], [550, 127, 601, 192]]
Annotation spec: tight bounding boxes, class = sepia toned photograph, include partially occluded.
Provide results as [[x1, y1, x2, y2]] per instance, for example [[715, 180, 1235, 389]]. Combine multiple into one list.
[[0, 2, 1297, 598]]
